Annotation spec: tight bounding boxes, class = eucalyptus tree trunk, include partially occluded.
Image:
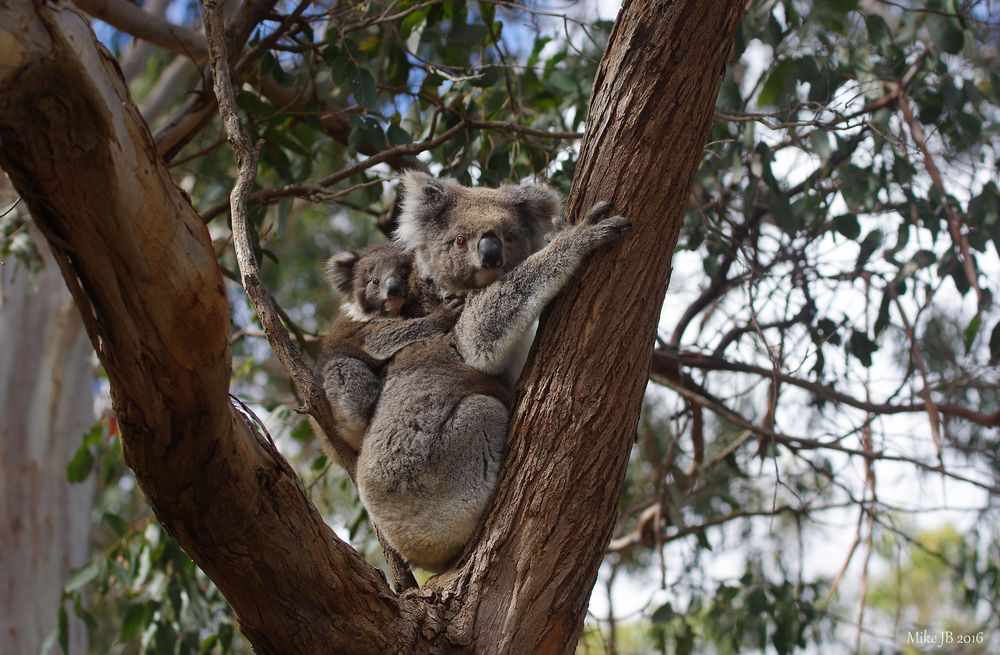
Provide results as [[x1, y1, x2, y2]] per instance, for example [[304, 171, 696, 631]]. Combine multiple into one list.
[[0, 0, 744, 652], [0, 220, 94, 654]]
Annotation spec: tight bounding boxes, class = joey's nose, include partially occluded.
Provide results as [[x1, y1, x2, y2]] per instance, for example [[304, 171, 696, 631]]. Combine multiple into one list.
[[384, 275, 403, 297], [478, 234, 503, 269]]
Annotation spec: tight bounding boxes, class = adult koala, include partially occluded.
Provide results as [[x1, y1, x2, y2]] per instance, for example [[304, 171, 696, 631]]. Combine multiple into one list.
[[357, 171, 630, 572]]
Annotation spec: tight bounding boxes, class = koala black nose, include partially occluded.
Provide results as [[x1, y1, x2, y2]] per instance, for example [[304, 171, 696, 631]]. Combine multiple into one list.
[[478, 234, 503, 269], [384, 275, 403, 297]]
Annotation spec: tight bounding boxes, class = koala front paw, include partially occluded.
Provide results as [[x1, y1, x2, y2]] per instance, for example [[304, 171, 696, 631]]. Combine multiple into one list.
[[583, 200, 615, 225], [576, 201, 631, 250], [589, 214, 632, 246]]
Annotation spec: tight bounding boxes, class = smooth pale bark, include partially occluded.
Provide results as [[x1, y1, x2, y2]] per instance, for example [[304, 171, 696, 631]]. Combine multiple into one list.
[[0, 0, 745, 652], [120, 0, 174, 83], [0, 223, 94, 654]]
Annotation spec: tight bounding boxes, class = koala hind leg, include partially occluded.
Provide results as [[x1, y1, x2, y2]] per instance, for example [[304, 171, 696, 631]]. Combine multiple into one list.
[[381, 393, 508, 573], [321, 356, 379, 451]]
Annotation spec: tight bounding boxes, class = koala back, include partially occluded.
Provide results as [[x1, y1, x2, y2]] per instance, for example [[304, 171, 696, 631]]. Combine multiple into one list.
[[357, 331, 511, 571]]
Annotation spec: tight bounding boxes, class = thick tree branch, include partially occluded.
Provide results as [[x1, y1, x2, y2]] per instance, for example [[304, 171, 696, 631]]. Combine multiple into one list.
[[72, 0, 208, 62], [418, 3, 750, 653], [117, 0, 426, 170], [120, 0, 173, 82], [0, 2, 414, 651]]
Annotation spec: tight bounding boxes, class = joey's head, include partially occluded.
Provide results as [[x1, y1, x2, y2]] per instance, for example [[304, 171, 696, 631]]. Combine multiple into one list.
[[394, 171, 561, 294], [325, 243, 415, 320]]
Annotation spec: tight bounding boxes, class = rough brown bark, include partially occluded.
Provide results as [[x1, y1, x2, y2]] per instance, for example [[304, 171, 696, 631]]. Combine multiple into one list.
[[0, 0, 744, 653], [422, 2, 747, 652]]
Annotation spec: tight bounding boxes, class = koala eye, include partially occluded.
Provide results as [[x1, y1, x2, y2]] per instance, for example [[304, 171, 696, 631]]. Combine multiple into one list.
[[455, 235, 467, 247], [370, 276, 379, 286], [503, 231, 514, 242]]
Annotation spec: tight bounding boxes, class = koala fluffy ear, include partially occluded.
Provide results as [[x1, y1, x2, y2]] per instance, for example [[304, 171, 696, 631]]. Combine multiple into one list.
[[325, 251, 359, 297], [511, 182, 562, 246], [395, 170, 450, 252]]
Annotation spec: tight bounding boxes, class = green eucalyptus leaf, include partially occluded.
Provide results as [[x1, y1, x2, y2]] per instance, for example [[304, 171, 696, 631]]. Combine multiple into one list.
[[67, 441, 94, 484], [121, 603, 150, 642], [964, 314, 981, 354], [848, 329, 878, 367], [856, 229, 883, 268], [65, 562, 100, 593], [58, 604, 68, 655], [989, 322, 1000, 363], [865, 14, 891, 46], [348, 67, 377, 108], [833, 213, 860, 239], [758, 60, 792, 107], [103, 512, 130, 538], [651, 602, 675, 624], [928, 15, 964, 54]]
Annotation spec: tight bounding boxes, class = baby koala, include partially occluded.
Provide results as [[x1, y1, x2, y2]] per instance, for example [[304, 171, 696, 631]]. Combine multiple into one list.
[[316, 242, 461, 457]]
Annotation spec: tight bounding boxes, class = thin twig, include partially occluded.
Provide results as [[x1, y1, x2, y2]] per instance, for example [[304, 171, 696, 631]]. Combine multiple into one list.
[[0, 195, 21, 218], [895, 87, 983, 306]]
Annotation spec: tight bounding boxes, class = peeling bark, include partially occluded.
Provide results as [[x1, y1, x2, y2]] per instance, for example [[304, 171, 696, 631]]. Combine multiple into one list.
[[0, 3, 404, 652]]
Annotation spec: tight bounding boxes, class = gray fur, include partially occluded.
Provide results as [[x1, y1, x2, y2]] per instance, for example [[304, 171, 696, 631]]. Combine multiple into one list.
[[316, 243, 459, 457], [357, 175, 629, 572]]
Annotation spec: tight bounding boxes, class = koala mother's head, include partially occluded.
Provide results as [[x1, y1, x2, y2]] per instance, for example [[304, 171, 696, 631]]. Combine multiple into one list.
[[395, 171, 561, 294]]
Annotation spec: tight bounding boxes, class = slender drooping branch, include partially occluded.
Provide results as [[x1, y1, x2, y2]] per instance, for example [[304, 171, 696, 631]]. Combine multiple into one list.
[[198, 118, 583, 222], [653, 348, 999, 427], [896, 89, 983, 306], [649, 355, 1000, 495], [199, 0, 416, 592]]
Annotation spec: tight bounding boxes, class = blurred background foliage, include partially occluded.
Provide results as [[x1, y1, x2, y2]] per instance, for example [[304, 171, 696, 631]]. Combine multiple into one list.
[[6, 0, 995, 652]]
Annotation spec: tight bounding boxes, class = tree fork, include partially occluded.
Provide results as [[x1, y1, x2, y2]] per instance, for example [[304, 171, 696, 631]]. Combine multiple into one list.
[[0, 0, 746, 652]]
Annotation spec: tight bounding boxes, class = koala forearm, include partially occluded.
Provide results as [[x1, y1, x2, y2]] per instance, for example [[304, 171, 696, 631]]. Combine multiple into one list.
[[362, 315, 453, 361], [455, 235, 587, 374]]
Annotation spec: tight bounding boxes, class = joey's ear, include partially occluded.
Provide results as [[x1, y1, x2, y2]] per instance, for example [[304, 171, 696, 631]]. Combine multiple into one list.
[[511, 182, 561, 225], [511, 182, 561, 246], [324, 251, 359, 297], [395, 170, 451, 251]]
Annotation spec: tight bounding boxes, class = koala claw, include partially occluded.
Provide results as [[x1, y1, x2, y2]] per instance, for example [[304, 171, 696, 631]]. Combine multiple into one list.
[[589, 214, 632, 246], [444, 296, 465, 313], [584, 200, 615, 225]]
